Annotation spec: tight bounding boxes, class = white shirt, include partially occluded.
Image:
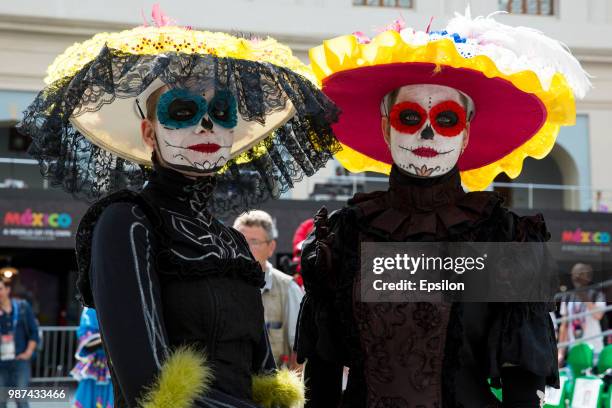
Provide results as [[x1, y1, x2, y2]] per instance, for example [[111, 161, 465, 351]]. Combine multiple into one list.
[[560, 291, 606, 354]]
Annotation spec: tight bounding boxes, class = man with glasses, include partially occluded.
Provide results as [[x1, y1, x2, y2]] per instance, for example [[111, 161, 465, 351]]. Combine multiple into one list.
[[234, 211, 304, 368]]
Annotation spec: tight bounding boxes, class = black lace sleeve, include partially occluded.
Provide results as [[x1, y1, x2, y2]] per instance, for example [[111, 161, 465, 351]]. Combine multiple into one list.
[[294, 207, 346, 407], [295, 207, 346, 362], [90, 202, 170, 406], [487, 212, 560, 389]]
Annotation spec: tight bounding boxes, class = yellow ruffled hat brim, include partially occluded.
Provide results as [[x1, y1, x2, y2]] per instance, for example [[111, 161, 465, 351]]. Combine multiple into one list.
[[309, 31, 576, 191]]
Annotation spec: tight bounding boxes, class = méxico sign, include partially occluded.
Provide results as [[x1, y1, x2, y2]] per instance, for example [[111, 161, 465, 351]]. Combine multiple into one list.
[[0, 195, 87, 248]]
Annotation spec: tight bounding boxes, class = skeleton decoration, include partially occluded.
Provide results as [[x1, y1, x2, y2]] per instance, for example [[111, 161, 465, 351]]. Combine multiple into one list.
[[383, 84, 474, 178], [154, 87, 237, 174]]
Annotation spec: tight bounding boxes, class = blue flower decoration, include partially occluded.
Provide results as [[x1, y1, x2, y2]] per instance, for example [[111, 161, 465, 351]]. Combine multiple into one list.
[[429, 30, 467, 44]]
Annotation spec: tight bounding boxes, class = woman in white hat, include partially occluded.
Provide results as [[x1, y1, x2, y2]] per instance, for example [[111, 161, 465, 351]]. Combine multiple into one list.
[[19, 8, 340, 408]]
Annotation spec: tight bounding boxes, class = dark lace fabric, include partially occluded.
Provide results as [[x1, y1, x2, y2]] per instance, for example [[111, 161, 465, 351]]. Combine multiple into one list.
[[18, 46, 341, 215], [76, 160, 265, 308], [295, 165, 559, 408], [77, 163, 275, 407]]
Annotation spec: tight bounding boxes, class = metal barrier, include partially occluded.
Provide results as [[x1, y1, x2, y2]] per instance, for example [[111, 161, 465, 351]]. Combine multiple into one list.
[[555, 280, 612, 303], [25, 292, 612, 380], [4, 156, 612, 212], [31, 326, 78, 383], [555, 283, 612, 352], [298, 174, 612, 212], [555, 304, 612, 325], [558, 329, 612, 349]]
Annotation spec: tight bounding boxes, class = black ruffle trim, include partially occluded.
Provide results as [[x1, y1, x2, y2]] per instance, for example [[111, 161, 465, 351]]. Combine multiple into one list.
[[487, 302, 560, 388], [155, 252, 264, 288], [351, 190, 504, 241]]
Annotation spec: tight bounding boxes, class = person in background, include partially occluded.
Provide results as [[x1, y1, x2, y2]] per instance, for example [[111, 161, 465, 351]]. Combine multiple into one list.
[[234, 211, 304, 368], [0, 278, 40, 408], [290, 219, 315, 289], [558, 263, 606, 365], [594, 191, 609, 212], [71, 307, 113, 408]]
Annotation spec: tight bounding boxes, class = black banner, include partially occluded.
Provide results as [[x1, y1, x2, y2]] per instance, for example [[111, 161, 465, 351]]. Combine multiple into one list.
[[1, 188, 611, 258], [0, 190, 88, 249], [516, 208, 612, 262]]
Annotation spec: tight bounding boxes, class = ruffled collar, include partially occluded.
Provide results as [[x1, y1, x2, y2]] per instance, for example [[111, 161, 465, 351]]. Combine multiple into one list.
[[388, 165, 466, 212], [349, 164, 502, 240], [145, 161, 217, 222]]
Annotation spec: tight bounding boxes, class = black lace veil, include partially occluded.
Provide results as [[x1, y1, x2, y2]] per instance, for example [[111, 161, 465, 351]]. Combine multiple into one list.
[[18, 46, 341, 214]]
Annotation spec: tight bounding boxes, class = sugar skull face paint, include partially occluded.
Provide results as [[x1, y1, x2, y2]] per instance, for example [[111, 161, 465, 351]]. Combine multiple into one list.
[[154, 87, 237, 174], [383, 84, 473, 177]]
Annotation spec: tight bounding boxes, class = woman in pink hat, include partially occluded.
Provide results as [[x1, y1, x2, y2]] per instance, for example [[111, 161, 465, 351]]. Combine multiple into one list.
[[295, 10, 590, 408]]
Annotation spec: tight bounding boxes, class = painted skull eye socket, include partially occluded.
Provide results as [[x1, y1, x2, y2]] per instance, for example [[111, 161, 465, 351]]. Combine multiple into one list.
[[435, 111, 459, 128], [168, 99, 199, 122], [429, 100, 467, 137], [389, 102, 426, 134], [399, 110, 422, 126], [208, 90, 237, 128], [157, 88, 207, 129], [210, 99, 228, 120]]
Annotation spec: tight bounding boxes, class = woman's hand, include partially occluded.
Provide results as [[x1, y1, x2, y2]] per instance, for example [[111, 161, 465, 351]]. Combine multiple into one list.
[[15, 350, 33, 361]]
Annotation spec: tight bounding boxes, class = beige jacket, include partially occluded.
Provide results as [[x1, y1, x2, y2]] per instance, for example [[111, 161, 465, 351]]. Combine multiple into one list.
[[261, 262, 304, 365]]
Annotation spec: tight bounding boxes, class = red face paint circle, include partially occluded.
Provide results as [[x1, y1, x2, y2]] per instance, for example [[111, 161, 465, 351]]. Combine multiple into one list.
[[389, 102, 427, 134], [429, 100, 466, 137]]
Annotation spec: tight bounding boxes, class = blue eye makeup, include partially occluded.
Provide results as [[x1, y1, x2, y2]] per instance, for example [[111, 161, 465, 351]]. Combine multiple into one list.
[[208, 90, 237, 128], [157, 89, 207, 129], [156, 88, 237, 130]]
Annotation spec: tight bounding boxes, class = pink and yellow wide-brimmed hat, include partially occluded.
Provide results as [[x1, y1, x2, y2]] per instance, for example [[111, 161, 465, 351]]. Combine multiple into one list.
[[311, 10, 591, 190]]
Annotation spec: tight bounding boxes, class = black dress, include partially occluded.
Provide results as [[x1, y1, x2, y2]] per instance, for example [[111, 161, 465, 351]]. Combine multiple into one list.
[[75, 164, 275, 408], [295, 165, 559, 408]]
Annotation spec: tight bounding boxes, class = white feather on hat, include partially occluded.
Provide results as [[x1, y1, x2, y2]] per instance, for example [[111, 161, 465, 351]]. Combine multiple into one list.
[[442, 7, 591, 98]]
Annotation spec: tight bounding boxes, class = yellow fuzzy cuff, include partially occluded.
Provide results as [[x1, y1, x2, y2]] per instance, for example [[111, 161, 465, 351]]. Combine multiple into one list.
[[252, 369, 305, 408], [139, 346, 212, 408]]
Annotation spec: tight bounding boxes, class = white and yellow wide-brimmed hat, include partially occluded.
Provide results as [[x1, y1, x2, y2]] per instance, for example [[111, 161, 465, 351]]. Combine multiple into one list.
[[19, 7, 340, 212]]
